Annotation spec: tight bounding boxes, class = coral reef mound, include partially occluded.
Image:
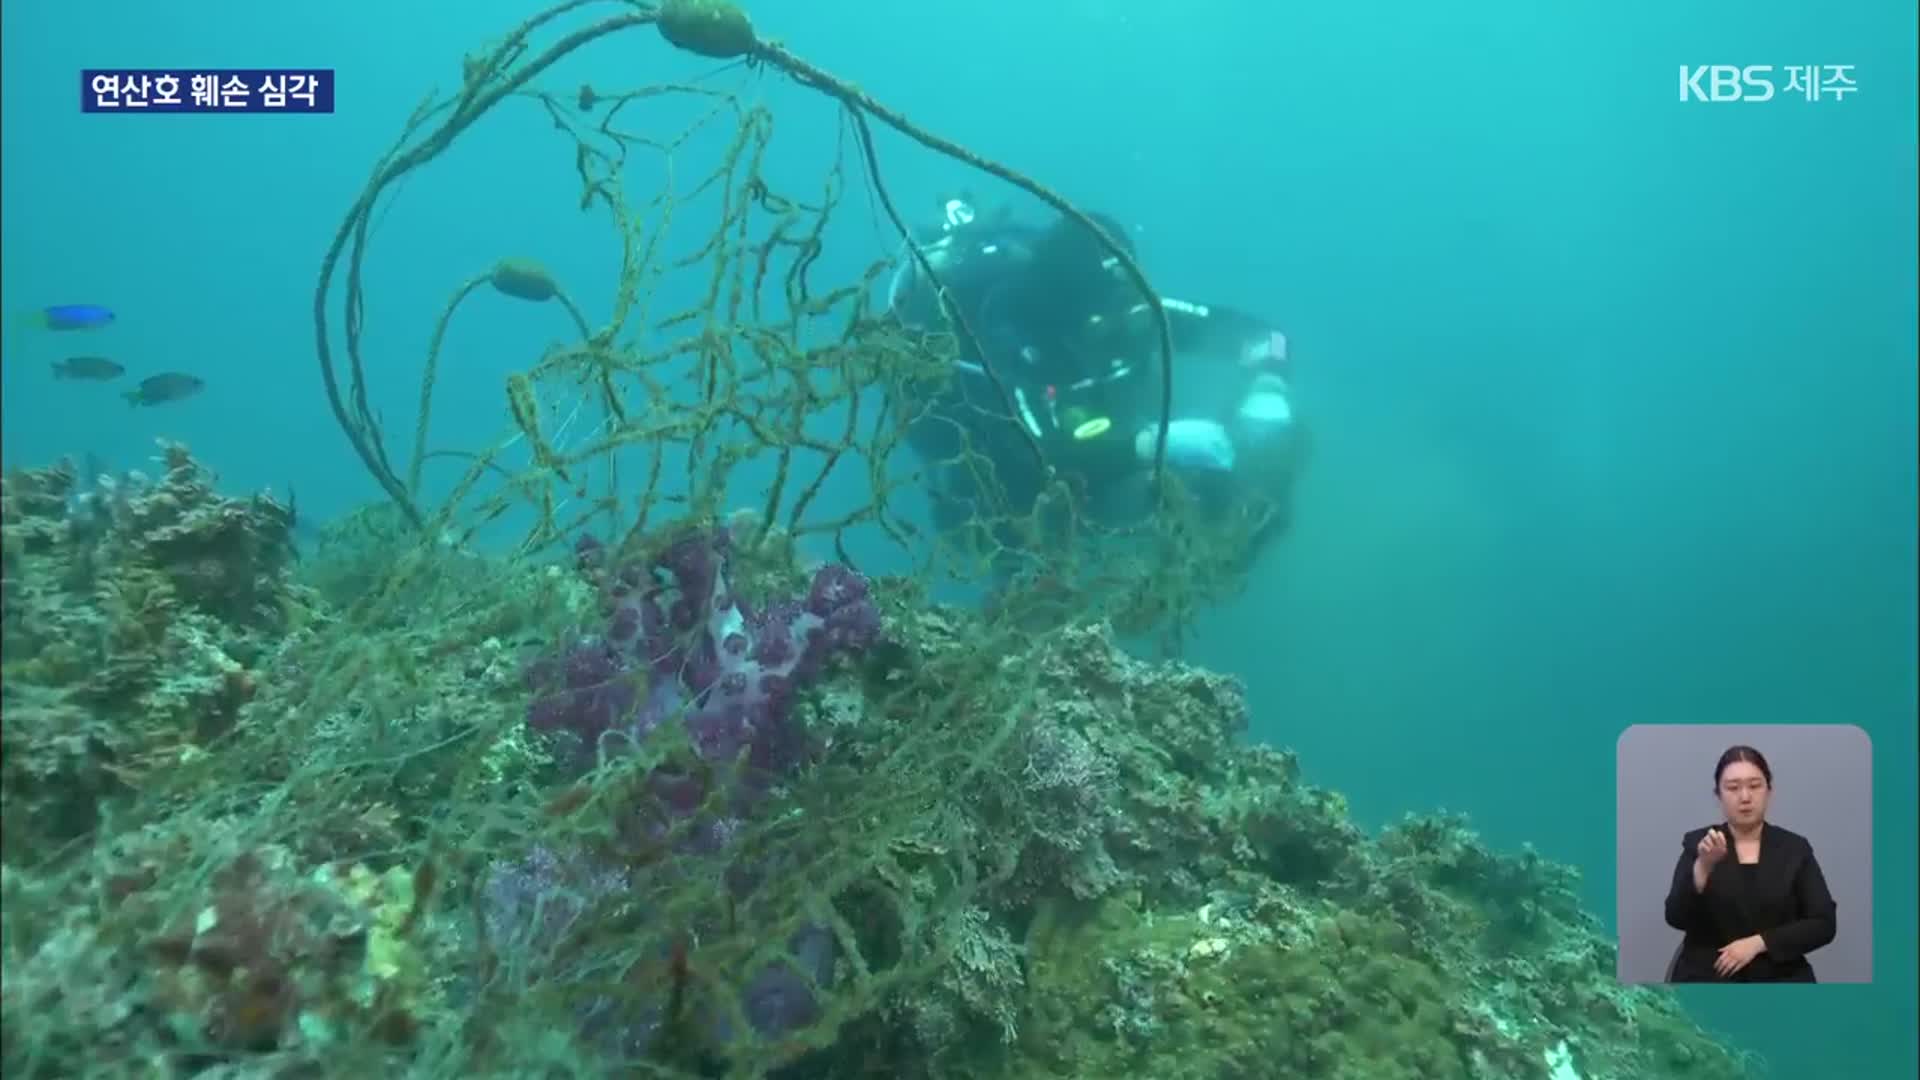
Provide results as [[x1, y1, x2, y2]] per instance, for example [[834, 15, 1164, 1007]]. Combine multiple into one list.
[[0, 464, 1762, 1079]]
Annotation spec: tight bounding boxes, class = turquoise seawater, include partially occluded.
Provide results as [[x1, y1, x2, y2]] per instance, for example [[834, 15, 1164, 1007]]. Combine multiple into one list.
[[2, 2, 1913, 1076]]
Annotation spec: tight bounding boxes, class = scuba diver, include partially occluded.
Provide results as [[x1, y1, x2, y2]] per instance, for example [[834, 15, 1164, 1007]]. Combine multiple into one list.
[[886, 195, 1307, 565]]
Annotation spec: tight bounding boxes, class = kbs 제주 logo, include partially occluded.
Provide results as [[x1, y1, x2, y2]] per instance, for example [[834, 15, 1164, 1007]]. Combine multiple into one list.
[[1678, 65, 1857, 103]]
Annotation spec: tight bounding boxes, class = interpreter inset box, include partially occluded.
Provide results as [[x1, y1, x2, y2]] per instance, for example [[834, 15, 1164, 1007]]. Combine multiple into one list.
[[1615, 724, 1871, 984]]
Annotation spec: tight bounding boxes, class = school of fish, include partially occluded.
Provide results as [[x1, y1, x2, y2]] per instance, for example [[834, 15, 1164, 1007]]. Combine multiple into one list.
[[22, 304, 204, 406]]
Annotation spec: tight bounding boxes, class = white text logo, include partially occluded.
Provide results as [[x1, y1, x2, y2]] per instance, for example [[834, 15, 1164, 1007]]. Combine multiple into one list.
[[1678, 65, 1857, 103]]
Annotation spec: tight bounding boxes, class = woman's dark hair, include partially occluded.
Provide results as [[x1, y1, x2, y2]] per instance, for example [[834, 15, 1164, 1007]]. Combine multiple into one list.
[[1714, 745, 1773, 789]]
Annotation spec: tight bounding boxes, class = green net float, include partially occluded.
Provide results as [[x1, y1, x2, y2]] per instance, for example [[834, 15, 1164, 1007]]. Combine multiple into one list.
[[489, 258, 558, 303], [658, 0, 758, 60]]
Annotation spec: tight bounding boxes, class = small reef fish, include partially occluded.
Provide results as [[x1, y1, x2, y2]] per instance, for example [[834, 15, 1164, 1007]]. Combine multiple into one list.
[[51, 356, 126, 380], [33, 304, 117, 331], [123, 372, 204, 407], [7, 305, 116, 366]]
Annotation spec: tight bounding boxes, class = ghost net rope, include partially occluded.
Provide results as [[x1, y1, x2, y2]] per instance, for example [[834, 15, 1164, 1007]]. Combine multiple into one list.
[[304, 0, 1270, 617], [288, 2, 1267, 1076]]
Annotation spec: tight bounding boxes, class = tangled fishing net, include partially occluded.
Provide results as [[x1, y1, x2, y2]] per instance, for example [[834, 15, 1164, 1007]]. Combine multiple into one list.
[[0, 3, 1766, 1078]]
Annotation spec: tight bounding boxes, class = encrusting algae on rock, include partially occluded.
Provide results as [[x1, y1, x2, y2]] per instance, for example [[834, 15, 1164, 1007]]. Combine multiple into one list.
[[1, 440, 303, 854]]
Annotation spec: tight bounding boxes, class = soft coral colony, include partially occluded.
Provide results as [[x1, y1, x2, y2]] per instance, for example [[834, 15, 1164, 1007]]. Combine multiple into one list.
[[527, 523, 881, 780], [507, 522, 883, 1053]]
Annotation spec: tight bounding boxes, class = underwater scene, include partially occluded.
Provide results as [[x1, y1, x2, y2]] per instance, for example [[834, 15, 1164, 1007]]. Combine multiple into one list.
[[1, 2, 1914, 1078]]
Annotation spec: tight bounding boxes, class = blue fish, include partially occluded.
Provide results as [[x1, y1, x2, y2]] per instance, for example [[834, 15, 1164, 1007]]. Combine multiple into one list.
[[37, 304, 116, 330], [7, 304, 115, 366]]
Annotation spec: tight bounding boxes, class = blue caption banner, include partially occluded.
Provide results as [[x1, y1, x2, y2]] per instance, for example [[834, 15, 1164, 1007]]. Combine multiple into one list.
[[80, 69, 335, 114]]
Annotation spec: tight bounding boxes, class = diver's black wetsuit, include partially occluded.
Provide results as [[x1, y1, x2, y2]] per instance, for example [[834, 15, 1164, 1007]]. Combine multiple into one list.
[[888, 200, 1305, 555]]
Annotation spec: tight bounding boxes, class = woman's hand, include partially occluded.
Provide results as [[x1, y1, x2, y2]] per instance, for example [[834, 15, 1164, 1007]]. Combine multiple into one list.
[[1696, 827, 1729, 869], [1692, 827, 1729, 893], [1714, 934, 1768, 977]]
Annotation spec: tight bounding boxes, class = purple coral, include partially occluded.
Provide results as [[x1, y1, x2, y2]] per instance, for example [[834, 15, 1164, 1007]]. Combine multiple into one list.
[[530, 525, 880, 779], [513, 524, 876, 1061], [482, 844, 632, 957], [525, 638, 646, 755], [480, 844, 835, 1058]]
